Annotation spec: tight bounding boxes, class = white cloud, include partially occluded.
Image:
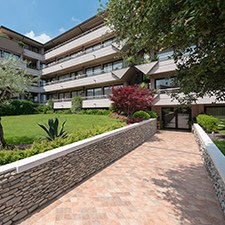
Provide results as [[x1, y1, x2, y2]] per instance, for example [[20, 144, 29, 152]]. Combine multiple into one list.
[[25, 31, 51, 43], [58, 27, 66, 34], [71, 16, 81, 24]]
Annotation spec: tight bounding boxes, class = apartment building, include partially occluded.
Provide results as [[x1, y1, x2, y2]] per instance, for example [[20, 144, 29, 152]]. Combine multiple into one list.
[[0, 15, 224, 129]]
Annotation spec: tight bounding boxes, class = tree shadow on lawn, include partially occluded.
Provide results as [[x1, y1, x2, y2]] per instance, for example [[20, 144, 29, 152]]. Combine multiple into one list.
[[151, 164, 225, 224]]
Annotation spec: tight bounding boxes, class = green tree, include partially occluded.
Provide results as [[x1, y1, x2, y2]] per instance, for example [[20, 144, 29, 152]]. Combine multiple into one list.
[[71, 96, 82, 113], [0, 57, 34, 148], [100, 0, 225, 103]]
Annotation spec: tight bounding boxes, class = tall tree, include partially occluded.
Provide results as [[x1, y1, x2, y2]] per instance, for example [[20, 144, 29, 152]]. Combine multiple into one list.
[[100, 0, 225, 103], [0, 57, 34, 148]]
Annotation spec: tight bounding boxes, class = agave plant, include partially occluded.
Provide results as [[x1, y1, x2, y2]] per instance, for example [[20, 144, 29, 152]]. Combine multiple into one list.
[[38, 118, 68, 141]]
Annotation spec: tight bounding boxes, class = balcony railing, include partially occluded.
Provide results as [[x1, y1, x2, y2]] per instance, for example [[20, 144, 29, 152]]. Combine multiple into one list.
[[156, 87, 180, 94], [42, 66, 124, 86], [44, 24, 105, 54], [52, 95, 108, 102], [44, 41, 116, 69]]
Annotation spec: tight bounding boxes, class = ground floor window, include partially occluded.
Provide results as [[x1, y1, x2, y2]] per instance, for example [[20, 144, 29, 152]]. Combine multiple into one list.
[[205, 106, 225, 119]]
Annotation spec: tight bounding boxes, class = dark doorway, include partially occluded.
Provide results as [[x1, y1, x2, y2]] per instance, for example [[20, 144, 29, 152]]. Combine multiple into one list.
[[162, 107, 191, 129]]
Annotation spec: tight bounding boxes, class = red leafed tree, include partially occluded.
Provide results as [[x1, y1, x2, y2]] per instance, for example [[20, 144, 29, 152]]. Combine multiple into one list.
[[110, 85, 154, 117]]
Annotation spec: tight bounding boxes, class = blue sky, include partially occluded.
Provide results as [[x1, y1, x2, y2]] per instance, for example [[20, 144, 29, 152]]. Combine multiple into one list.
[[0, 0, 108, 43]]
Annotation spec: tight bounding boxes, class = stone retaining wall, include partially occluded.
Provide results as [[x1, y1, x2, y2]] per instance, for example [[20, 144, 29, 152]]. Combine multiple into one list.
[[193, 124, 225, 215], [0, 119, 156, 224]]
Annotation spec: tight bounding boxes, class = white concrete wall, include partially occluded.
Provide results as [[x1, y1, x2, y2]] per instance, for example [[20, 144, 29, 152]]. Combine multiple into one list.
[[54, 101, 71, 109], [82, 98, 112, 108]]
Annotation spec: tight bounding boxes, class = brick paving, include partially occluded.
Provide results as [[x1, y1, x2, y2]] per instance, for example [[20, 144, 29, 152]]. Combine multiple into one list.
[[19, 131, 225, 225]]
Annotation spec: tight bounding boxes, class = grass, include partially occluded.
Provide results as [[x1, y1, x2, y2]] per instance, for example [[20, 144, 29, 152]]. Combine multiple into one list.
[[2, 114, 121, 144], [214, 139, 225, 156]]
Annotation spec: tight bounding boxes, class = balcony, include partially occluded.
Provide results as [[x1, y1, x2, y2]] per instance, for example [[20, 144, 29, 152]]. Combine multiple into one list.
[[23, 49, 44, 61], [53, 95, 111, 109], [42, 67, 128, 92], [42, 45, 118, 76], [44, 25, 112, 60], [149, 59, 177, 75], [82, 96, 112, 108], [26, 67, 41, 76]]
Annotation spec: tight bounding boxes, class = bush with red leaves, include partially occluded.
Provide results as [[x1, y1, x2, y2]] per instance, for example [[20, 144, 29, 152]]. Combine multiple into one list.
[[126, 118, 143, 124], [110, 85, 154, 117]]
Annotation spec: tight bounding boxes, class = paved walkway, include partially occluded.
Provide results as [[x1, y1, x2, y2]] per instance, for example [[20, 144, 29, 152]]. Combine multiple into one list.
[[19, 131, 225, 225]]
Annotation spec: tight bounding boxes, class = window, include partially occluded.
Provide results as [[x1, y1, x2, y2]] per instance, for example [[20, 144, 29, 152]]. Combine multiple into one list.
[[112, 60, 123, 70], [87, 89, 94, 97], [103, 63, 113, 73], [93, 66, 102, 75], [59, 93, 64, 99], [53, 93, 58, 99], [93, 44, 101, 51], [86, 88, 103, 98], [155, 77, 175, 89], [85, 47, 93, 54], [86, 68, 93, 76], [72, 90, 82, 97], [104, 86, 112, 95], [64, 92, 71, 99], [3, 51, 10, 58], [157, 50, 174, 61], [103, 38, 115, 47], [59, 74, 70, 81], [94, 88, 102, 96], [86, 65, 102, 76], [205, 107, 225, 119]]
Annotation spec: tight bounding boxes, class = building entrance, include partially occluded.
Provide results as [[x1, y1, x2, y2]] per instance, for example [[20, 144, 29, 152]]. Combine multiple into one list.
[[162, 107, 191, 129]]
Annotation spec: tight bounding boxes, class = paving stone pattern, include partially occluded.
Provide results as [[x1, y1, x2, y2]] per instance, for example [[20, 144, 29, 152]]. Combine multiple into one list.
[[19, 131, 225, 225], [0, 119, 156, 225]]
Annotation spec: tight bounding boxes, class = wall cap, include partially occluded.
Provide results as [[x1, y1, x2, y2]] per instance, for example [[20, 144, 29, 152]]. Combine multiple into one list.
[[0, 119, 156, 174], [193, 123, 225, 183]]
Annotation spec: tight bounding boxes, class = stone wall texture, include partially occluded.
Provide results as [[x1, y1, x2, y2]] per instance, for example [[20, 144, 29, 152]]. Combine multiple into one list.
[[0, 119, 157, 224], [193, 124, 225, 215]]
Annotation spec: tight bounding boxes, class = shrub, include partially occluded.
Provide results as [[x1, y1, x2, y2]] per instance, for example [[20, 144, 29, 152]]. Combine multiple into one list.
[[71, 96, 82, 113], [133, 111, 150, 120], [110, 85, 154, 117], [196, 114, 219, 132], [47, 99, 54, 110], [126, 118, 142, 124], [108, 112, 127, 121], [80, 109, 111, 115], [147, 111, 158, 118], [0, 100, 37, 116], [55, 109, 71, 114], [0, 122, 125, 165], [37, 105, 49, 114]]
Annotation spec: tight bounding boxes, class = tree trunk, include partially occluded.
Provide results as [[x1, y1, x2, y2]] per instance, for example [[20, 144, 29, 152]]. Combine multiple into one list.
[[0, 117, 6, 149]]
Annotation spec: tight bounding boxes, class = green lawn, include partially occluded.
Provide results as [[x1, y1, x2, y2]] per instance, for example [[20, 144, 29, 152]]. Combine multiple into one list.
[[2, 114, 120, 144], [214, 139, 225, 156]]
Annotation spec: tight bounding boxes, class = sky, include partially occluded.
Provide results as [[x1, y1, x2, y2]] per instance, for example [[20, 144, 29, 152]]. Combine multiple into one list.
[[0, 0, 108, 43]]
